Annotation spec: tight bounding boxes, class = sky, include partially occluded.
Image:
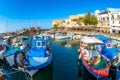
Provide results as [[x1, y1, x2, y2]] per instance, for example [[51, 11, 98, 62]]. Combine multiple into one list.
[[0, 0, 120, 33]]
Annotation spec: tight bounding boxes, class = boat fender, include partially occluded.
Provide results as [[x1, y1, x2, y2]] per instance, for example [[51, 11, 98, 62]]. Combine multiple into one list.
[[0, 72, 6, 80], [14, 51, 26, 68], [46, 50, 50, 56]]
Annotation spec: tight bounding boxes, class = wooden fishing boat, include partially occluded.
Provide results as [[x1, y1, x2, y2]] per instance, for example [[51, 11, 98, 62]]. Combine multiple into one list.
[[5, 34, 52, 76], [79, 36, 110, 79]]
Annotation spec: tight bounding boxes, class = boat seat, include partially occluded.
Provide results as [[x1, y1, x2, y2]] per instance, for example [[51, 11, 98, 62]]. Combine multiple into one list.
[[91, 58, 106, 70]]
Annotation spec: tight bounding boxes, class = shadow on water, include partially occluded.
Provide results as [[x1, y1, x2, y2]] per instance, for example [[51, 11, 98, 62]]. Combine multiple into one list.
[[78, 58, 97, 80], [33, 62, 53, 80], [109, 65, 120, 80]]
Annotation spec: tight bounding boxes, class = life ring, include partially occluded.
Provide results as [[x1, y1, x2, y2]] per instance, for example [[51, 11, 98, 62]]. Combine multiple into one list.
[[14, 51, 26, 68]]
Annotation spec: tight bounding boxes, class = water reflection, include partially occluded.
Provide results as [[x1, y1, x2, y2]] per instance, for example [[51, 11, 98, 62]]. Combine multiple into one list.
[[33, 62, 53, 80], [77, 57, 97, 80], [77, 53, 110, 80]]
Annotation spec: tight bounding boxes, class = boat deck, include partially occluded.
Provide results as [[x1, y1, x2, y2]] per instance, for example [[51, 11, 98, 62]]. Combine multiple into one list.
[[0, 61, 28, 80]]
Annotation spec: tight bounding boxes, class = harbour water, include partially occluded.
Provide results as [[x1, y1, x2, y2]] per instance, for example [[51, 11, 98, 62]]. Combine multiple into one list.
[[34, 40, 81, 80], [0, 39, 119, 80]]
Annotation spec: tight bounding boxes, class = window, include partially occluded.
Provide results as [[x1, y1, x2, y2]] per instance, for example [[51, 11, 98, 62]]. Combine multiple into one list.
[[113, 21, 114, 24], [107, 17, 109, 20], [36, 41, 41, 47], [112, 15, 114, 19], [119, 21, 120, 24], [37, 42, 41, 46], [118, 15, 120, 19], [103, 17, 105, 21], [42, 42, 46, 47]]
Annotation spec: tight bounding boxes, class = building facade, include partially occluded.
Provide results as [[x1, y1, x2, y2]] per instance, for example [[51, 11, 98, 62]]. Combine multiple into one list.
[[96, 8, 120, 34], [52, 14, 85, 29], [52, 8, 120, 34]]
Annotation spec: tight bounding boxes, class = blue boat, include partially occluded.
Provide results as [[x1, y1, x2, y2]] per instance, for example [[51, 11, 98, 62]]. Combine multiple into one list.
[[95, 34, 120, 61], [5, 34, 52, 75], [95, 34, 120, 80]]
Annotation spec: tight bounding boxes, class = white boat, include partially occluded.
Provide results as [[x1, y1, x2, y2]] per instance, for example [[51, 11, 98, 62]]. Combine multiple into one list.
[[78, 36, 110, 78], [55, 32, 74, 40], [33, 33, 52, 40], [72, 35, 82, 40], [0, 44, 6, 60]]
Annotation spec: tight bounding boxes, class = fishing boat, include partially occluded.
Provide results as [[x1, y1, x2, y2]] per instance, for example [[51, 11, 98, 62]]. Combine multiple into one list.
[[95, 34, 120, 79], [33, 34, 52, 40], [78, 36, 110, 79], [95, 34, 120, 63], [0, 43, 6, 60], [55, 32, 74, 40], [5, 34, 52, 76]]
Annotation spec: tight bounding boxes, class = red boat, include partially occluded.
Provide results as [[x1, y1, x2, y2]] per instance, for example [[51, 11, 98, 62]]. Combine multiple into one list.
[[79, 36, 110, 79]]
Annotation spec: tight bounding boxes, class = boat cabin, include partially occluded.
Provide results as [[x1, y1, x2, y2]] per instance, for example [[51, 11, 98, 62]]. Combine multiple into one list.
[[36, 40, 46, 48], [80, 36, 110, 78], [33, 34, 51, 40], [95, 34, 120, 61], [80, 36, 103, 62], [95, 34, 112, 48]]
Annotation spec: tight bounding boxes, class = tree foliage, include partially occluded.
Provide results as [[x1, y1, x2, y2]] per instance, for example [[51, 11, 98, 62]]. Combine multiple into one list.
[[53, 24, 58, 29], [83, 11, 98, 26], [76, 17, 83, 26]]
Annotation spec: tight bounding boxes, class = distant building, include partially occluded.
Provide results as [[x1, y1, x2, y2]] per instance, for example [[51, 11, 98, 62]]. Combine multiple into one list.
[[96, 8, 120, 34], [52, 14, 85, 29], [52, 8, 120, 34]]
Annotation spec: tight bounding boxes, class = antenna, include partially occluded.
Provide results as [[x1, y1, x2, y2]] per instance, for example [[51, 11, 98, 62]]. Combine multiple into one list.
[[31, 20, 34, 27], [6, 20, 8, 33], [37, 20, 40, 27], [25, 20, 27, 28]]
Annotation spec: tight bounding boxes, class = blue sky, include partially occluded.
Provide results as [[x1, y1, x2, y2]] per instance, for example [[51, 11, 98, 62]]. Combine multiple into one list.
[[0, 0, 119, 33]]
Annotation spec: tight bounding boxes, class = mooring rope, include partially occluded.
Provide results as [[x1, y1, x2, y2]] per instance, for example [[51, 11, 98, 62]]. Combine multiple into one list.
[[2, 70, 20, 75], [25, 72, 30, 80]]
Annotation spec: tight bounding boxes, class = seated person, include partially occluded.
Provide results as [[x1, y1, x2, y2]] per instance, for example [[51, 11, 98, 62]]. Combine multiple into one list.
[[83, 47, 91, 60], [90, 45, 94, 50]]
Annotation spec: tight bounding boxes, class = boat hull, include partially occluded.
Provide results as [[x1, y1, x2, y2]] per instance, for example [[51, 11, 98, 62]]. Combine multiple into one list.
[[55, 36, 72, 40], [0, 46, 6, 60], [27, 54, 52, 70], [81, 55, 109, 78]]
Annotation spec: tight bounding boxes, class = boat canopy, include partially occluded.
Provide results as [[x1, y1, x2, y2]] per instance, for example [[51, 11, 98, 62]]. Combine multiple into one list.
[[103, 48, 119, 60], [95, 34, 120, 60], [81, 36, 103, 44], [95, 34, 112, 41]]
